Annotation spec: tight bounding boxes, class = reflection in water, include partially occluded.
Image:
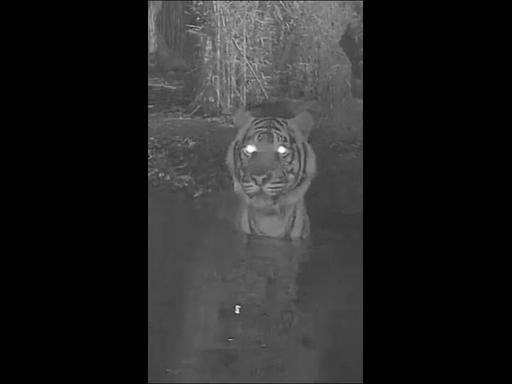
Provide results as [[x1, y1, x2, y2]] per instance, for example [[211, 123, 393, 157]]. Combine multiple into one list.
[[179, 236, 314, 382], [148, 189, 362, 383]]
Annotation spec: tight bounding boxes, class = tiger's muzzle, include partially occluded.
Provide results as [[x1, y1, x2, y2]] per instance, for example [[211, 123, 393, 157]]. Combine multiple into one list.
[[241, 154, 293, 199]]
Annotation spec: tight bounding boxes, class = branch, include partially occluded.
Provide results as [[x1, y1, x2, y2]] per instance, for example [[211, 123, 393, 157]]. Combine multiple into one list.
[[231, 37, 269, 101]]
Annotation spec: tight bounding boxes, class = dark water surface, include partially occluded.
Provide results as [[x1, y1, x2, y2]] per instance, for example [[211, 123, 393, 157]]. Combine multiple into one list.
[[148, 186, 362, 383]]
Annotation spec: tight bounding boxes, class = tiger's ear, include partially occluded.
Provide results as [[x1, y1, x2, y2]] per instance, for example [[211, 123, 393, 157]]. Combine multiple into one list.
[[289, 111, 314, 139], [233, 109, 254, 129]]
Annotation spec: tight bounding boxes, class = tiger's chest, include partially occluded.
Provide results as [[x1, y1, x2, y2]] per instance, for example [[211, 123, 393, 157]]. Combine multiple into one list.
[[249, 211, 287, 237], [245, 202, 300, 238]]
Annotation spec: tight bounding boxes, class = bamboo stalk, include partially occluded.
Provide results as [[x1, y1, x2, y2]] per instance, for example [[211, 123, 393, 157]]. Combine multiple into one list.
[[215, 1, 221, 109], [242, 16, 247, 106], [231, 37, 268, 100]]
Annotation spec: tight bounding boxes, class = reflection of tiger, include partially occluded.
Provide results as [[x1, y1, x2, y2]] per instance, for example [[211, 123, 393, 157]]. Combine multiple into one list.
[[226, 104, 317, 239]]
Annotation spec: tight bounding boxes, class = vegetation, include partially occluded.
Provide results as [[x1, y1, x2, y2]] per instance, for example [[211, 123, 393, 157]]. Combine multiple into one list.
[[188, 1, 361, 124], [149, 1, 362, 126], [148, 1, 363, 202]]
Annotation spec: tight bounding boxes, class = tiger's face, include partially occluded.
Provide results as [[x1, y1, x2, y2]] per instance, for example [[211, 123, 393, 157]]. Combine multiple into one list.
[[227, 109, 316, 206], [226, 105, 317, 239], [237, 128, 297, 198]]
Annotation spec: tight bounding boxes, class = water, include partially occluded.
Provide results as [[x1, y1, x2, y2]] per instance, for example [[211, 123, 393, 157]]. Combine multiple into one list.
[[148, 186, 362, 383]]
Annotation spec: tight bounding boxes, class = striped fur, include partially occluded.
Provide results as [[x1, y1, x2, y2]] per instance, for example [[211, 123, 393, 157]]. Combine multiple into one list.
[[226, 107, 316, 239]]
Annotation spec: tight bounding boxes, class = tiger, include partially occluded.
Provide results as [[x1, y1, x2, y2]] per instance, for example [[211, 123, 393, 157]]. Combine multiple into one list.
[[225, 103, 317, 240]]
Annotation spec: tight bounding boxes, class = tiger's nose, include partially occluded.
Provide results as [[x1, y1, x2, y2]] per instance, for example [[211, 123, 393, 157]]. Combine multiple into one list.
[[251, 173, 271, 185]]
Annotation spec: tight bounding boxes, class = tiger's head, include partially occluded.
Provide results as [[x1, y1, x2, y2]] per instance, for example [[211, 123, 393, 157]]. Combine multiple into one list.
[[226, 107, 317, 207]]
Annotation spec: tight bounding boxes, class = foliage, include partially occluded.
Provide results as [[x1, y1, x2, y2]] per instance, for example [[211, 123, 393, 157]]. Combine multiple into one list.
[[187, 1, 362, 131], [148, 131, 232, 197]]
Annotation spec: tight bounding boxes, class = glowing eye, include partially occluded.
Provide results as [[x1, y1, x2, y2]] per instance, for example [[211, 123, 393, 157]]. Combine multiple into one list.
[[277, 145, 288, 155], [244, 144, 257, 154]]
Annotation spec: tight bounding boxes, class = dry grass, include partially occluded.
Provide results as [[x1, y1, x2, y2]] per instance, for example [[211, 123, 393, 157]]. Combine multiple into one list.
[[150, 1, 363, 140]]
